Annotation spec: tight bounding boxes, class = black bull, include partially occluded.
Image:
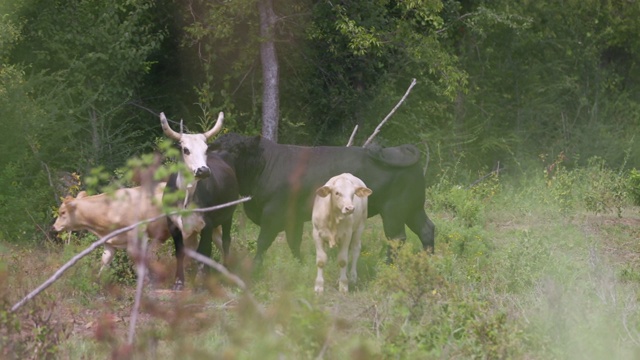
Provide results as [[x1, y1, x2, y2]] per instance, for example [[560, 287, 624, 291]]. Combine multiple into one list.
[[209, 133, 435, 264], [165, 153, 239, 289]]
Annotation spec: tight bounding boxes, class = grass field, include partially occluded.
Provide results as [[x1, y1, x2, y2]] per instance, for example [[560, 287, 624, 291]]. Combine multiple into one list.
[[2, 165, 640, 359]]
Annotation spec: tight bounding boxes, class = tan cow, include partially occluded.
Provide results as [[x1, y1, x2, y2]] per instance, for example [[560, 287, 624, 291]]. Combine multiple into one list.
[[53, 183, 200, 275], [312, 173, 372, 293]]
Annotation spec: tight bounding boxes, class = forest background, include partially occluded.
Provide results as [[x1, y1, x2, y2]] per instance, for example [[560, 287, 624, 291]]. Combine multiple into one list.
[[2, 0, 640, 240]]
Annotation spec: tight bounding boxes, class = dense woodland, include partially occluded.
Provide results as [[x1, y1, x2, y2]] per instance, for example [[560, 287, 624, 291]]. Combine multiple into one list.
[[1, 0, 640, 238]]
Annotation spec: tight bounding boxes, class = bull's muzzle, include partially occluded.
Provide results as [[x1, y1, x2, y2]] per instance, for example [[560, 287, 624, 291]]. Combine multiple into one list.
[[195, 166, 211, 179]]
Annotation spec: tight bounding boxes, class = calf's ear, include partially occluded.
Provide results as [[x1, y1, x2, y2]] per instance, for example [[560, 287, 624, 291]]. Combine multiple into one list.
[[355, 187, 373, 198], [76, 191, 88, 199], [316, 186, 332, 198]]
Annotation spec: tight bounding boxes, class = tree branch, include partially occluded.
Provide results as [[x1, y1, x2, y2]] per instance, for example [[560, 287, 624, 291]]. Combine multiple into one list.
[[363, 78, 417, 147], [184, 248, 265, 317], [346, 125, 358, 147]]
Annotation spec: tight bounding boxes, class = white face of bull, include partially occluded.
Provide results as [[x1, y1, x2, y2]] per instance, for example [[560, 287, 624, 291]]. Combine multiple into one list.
[[316, 177, 372, 219], [159, 112, 224, 180]]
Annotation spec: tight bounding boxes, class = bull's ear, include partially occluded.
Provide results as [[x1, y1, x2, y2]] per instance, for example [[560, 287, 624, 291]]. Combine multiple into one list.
[[316, 186, 332, 198], [76, 191, 88, 199], [355, 187, 373, 197]]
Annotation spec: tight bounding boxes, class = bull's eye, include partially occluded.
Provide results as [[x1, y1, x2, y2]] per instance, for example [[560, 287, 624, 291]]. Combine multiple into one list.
[[183, 147, 191, 155]]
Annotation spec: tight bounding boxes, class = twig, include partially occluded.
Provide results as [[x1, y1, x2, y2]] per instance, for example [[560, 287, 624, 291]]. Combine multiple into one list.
[[128, 232, 150, 345], [468, 163, 506, 189], [11, 196, 252, 312], [422, 140, 430, 177], [25, 209, 54, 244], [346, 125, 358, 147], [184, 248, 265, 317], [41, 161, 59, 203], [363, 78, 417, 147]]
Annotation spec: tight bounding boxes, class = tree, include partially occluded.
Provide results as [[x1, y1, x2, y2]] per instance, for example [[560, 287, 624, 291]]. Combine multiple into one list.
[[258, 0, 280, 142]]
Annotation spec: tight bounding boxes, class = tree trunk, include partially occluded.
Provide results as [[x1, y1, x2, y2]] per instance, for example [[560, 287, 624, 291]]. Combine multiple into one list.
[[258, 0, 279, 142]]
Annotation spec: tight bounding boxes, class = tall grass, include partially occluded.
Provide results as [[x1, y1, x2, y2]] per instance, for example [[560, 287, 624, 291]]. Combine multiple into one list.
[[2, 158, 640, 359]]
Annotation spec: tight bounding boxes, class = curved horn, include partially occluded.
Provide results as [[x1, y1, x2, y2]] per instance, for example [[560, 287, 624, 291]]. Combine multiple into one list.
[[203, 112, 224, 140], [160, 112, 181, 141]]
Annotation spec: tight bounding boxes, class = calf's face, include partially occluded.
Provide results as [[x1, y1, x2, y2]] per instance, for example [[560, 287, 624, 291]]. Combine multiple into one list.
[[316, 178, 372, 218], [52, 191, 87, 232]]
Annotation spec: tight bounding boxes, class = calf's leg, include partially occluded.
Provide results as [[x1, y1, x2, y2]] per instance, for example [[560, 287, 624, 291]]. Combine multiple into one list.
[[313, 229, 327, 293], [337, 234, 351, 293], [99, 244, 117, 276], [349, 225, 364, 287]]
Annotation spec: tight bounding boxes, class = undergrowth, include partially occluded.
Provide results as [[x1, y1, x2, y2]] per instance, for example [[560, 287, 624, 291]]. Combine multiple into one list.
[[1, 156, 640, 359]]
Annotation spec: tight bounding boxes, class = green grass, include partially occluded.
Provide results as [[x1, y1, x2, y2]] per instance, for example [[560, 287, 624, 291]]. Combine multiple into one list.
[[2, 165, 640, 359]]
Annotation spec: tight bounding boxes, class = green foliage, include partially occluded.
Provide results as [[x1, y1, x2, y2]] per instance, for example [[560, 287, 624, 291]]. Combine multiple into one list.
[[626, 168, 640, 206], [581, 156, 629, 217]]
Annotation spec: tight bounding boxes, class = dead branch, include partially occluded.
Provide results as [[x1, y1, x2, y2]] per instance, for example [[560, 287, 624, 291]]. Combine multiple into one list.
[[25, 209, 54, 244], [422, 140, 430, 177], [346, 125, 358, 147], [11, 196, 252, 313], [468, 162, 505, 189], [363, 78, 417, 147], [127, 232, 149, 345], [184, 248, 265, 317]]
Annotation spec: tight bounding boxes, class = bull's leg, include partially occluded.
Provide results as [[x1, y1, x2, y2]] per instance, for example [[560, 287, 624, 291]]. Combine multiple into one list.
[[211, 225, 223, 258], [195, 223, 216, 286], [380, 211, 408, 263], [285, 220, 304, 261], [337, 235, 350, 293], [313, 229, 327, 294], [169, 219, 186, 291], [221, 221, 233, 266], [254, 225, 282, 269], [98, 244, 117, 276], [349, 225, 364, 287], [406, 209, 436, 253]]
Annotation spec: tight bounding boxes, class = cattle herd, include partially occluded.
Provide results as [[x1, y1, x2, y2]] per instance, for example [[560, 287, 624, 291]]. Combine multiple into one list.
[[53, 112, 435, 293]]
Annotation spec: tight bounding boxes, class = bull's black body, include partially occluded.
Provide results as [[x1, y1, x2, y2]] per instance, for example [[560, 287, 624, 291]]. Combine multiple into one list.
[[165, 153, 239, 289], [209, 133, 435, 264]]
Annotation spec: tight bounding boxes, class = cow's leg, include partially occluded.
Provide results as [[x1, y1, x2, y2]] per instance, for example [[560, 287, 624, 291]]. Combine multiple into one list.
[[254, 225, 282, 269], [337, 234, 350, 293], [211, 225, 223, 258], [406, 209, 435, 253], [380, 209, 408, 262], [349, 225, 364, 287], [195, 223, 216, 285], [221, 221, 233, 266], [169, 219, 186, 291], [285, 220, 304, 261], [313, 229, 327, 293], [99, 244, 117, 276]]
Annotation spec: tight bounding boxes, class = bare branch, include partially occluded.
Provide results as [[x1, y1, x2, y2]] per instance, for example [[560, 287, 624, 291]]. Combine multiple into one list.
[[184, 248, 265, 317], [128, 233, 149, 345], [183, 249, 247, 290], [363, 78, 417, 147], [346, 125, 358, 147], [11, 196, 252, 313]]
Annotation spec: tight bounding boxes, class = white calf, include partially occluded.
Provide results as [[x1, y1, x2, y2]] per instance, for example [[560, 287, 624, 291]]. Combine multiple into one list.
[[312, 173, 372, 293]]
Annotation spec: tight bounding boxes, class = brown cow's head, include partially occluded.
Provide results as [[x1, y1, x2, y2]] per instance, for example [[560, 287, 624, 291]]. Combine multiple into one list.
[[159, 112, 224, 180], [52, 191, 87, 232]]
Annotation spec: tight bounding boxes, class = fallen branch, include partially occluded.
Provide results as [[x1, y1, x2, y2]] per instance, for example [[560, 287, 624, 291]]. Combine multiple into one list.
[[11, 196, 252, 313], [468, 162, 505, 189], [363, 78, 417, 147], [184, 248, 265, 317]]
